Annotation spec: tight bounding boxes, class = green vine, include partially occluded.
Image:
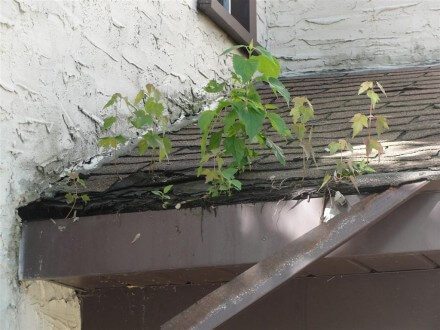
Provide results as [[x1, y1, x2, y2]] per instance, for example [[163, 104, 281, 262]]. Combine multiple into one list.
[[64, 172, 90, 218], [319, 81, 388, 192], [91, 42, 391, 208]]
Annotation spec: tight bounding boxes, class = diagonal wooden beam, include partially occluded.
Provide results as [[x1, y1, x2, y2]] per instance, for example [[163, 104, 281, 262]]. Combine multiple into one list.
[[161, 182, 428, 329]]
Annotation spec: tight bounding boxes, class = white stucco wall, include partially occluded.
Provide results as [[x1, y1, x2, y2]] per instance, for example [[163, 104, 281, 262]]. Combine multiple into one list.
[[0, 0, 235, 328], [1, 0, 439, 328], [265, 0, 440, 73]]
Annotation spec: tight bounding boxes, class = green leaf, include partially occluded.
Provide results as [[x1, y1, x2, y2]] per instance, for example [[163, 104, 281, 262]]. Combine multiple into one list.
[[223, 110, 237, 132], [220, 44, 245, 56], [102, 116, 117, 130], [198, 110, 216, 132], [134, 90, 145, 104], [328, 141, 341, 154], [255, 45, 272, 57], [292, 123, 306, 141], [151, 190, 162, 197], [138, 137, 149, 155], [367, 90, 380, 106], [268, 77, 290, 106], [376, 81, 387, 97], [221, 167, 238, 180], [236, 106, 265, 140], [365, 138, 384, 157], [232, 54, 258, 83], [208, 131, 222, 151], [358, 81, 373, 95], [376, 115, 389, 135], [163, 185, 173, 194], [98, 135, 127, 149], [225, 136, 246, 163], [351, 113, 368, 138], [319, 173, 332, 192], [131, 111, 153, 129], [230, 179, 242, 190], [77, 178, 86, 188], [290, 97, 314, 124], [103, 93, 121, 109], [65, 193, 76, 204], [267, 112, 291, 137], [266, 138, 286, 165], [80, 194, 90, 204], [159, 135, 172, 161], [144, 98, 164, 117], [205, 79, 225, 93], [255, 54, 281, 78]]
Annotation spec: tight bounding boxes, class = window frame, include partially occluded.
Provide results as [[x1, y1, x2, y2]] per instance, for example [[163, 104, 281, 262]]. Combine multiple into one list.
[[198, 0, 257, 45]]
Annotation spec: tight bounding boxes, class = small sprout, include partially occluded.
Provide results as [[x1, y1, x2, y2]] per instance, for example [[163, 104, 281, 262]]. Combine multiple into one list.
[[151, 185, 173, 208]]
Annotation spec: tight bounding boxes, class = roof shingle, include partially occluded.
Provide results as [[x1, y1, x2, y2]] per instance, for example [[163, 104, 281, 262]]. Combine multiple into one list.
[[19, 65, 440, 221]]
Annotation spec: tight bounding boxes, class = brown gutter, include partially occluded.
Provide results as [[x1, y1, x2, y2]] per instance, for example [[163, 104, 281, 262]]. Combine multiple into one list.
[[161, 182, 428, 329]]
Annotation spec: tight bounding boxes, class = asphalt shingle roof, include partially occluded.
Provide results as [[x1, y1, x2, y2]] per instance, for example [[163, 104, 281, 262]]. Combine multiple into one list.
[[20, 65, 440, 221]]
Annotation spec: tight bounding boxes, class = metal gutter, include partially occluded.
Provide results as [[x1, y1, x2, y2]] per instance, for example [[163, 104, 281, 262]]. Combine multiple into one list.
[[161, 182, 428, 329]]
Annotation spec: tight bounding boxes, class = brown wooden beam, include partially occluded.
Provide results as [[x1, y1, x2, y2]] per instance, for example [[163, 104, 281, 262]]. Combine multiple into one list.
[[161, 182, 428, 329]]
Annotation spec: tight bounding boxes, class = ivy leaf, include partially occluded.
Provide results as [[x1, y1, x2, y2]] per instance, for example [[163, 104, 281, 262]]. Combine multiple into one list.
[[163, 185, 173, 194], [376, 115, 389, 135], [290, 97, 313, 124], [292, 123, 306, 141], [221, 167, 238, 180], [225, 136, 246, 163], [134, 90, 145, 104], [220, 44, 245, 56], [232, 54, 258, 83], [201, 168, 220, 183], [230, 179, 242, 190], [131, 110, 153, 129], [268, 77, 290, 106], [255, 45, 272, 57], [208, 131, 222, 151], [267, 112, 291, 137], [205, 80, 225, 93], [65, 193, 76, 204], [99, 135, 127, 149], [144, 98, 164, 117], [102, 116, 117, 130], [367, 90, 380, 106], [77, 178, 86, 188], [158, 136, 172, 161], [328, 141, 341, 154], [319, 173, 332, 192], [266, 138, 286, 165], [223, 109, 238, 133], [365, 138, 384, 157], [198, 110, 216, 132], [80, 194, 90, 204], [351, 113, 368, 138], [376, 81, 387, 97], [103, 93, 121, 109], [358, 81, 373, 95], [255, 54, 281, 78], [236, 106, 265, 140]]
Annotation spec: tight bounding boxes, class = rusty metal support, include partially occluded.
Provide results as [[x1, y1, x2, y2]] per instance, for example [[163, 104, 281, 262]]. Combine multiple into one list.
[[161, 182, 428, 329]]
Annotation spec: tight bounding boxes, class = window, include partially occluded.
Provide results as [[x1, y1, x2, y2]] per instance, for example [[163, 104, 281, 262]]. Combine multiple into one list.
[[198, 0, 257, 45]]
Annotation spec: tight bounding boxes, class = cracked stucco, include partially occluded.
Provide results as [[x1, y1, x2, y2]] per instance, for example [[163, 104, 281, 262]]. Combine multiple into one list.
[[0, 0, 235, 328], [265, 0, 440, 72]]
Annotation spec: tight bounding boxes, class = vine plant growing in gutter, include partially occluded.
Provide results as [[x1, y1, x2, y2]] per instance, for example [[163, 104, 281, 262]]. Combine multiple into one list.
[[65, 42, 390, 210]]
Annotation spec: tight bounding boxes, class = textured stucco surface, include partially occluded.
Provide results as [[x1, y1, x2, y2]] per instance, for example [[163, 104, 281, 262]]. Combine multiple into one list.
[[1, 0, 439, 328], [265, 0, 440, 72], [0, 0, 234, 328]]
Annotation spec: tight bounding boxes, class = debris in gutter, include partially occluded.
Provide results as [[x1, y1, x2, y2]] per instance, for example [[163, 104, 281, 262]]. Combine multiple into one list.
[[131, 233, 141, 244]]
